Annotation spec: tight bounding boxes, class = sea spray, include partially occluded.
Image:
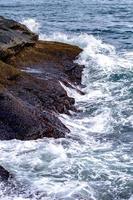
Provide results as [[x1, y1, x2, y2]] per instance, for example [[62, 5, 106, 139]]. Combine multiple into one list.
[[0, 14, 132, 200], [21, 18, 41, 33]]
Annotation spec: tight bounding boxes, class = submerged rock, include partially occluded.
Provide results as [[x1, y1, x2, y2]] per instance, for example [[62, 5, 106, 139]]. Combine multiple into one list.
[[0, 166, 10, 181], [0, 17, 84, 140]]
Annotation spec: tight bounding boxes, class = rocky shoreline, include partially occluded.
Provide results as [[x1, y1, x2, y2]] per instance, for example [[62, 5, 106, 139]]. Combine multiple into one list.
[[0, 17, 83, 180]]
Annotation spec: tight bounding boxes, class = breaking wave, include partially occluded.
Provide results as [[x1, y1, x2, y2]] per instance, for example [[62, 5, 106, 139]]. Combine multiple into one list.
[[21, 18, 41, 33], [0, 19, 133, 200]]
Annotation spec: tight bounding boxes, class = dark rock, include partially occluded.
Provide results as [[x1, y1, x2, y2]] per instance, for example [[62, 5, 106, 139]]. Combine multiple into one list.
[[8, 41, 83, 84], [0, 16, 38, 61], [0, 89, 41, 140], [0, 17, 84, 140], [40, 110, 68, 138], [0, 89, 69, 140], [0, 166, 10, 181]]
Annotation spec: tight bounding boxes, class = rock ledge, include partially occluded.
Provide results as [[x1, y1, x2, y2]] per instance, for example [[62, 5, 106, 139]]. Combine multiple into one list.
[[0, 16, 84, 141]]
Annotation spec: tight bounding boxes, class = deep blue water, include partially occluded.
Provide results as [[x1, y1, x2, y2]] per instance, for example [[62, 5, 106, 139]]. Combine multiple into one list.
[[0, 1, 133, 200], [0, 0, 133, 50]]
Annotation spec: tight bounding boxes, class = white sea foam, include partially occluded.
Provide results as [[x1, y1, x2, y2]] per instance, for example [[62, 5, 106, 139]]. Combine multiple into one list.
[[21, 68, 42, 74], [50, 32, 133, 137], [21, 18, 40, 33], [20, 19, 133, 72], [40, 32, 133, 72], [0, 20, 132, 199]]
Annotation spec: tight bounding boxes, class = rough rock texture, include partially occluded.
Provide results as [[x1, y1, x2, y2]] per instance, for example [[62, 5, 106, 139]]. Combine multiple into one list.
[[0, 88, 70, 140], [0, 166, 10, 181], [9, 41, 83, 84], [0, 16, 84, 140], [0, 16, 38, 61]]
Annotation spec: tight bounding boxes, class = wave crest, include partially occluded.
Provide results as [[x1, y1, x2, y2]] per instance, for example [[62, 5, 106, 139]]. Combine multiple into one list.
[[21, 18, 40, 33]]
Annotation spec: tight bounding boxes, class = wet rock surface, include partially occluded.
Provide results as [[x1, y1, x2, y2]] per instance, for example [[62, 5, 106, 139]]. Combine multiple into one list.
[[0, 16, 84, 141], [0, 16, 38, 61], [0, 166, 10, 181]]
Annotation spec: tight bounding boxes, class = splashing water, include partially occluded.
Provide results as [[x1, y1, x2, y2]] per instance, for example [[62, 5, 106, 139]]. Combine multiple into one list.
[[21, 18, 41, 33], [0, 20, 133, 200]]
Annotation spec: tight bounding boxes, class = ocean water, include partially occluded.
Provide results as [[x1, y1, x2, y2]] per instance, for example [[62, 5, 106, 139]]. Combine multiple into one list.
[[0, 0, 133, 199]]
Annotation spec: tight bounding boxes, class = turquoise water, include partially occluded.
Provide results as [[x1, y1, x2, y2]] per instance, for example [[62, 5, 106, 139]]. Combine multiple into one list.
[[0, 1, 133, 199]]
